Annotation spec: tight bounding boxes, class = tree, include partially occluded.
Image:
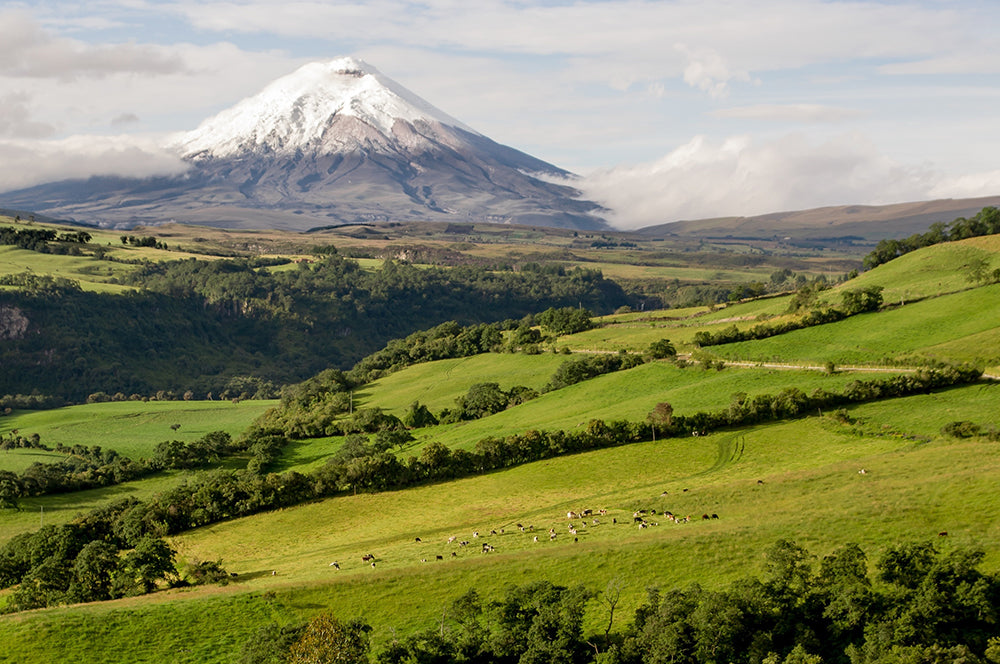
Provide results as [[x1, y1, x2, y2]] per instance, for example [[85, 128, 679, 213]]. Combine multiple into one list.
[[402, 401, 438, 429], [288, 613, 371, 664], [68, 540, 119, 602], [647, 339, 677, 359], [0, 470, 22, 510], [840, 286, 884, 315], [647, 402, 674, 429], [966, 256, 992, 285], [112, 534, 176, 597]]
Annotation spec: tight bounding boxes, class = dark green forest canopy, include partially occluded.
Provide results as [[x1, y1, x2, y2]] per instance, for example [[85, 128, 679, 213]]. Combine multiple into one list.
[[0, 256, 628, 401]]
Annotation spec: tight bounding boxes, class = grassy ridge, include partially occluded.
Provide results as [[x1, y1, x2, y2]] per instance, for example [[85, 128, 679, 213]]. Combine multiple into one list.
[[3, 394, 998, 662], [711, 284, 1000, 366], [0, 400, 277, 464], [835, 236, 1000, 303], [0, 231, 998, 662]]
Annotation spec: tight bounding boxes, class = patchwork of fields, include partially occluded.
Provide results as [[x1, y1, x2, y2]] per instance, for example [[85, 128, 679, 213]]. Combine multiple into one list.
[[1, 223, 999, 663]]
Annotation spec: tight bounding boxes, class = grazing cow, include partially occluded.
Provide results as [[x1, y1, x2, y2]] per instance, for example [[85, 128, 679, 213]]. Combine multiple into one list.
[[448, 536, 457, 543], [436, 555, 444, 560], [702, 514, 710, 520], [938, 531, 948, 537], [599, 509, 607, 515], [757, 479, 764, 485], [490, 530, 498, 536], [362, 553, 375, 562], [582, 509, 593, 516], [550, 533, 557, 540], [452, 552, 457, 557], [230, 572, 239, 578], [533, 536, 539, 542], [613, 518, 617, 525], [567, 511, 578, 519], [272, 570, 277, 576], [329, 562, 340, 569], [415, 537, 422, 543], [858, 469, 867, 475], [371, 562, 376, 568], [634, 516, 644, 523], [473, 531, 479, 538], [421, 558, 427, 563], [711, 514, 719, 520]]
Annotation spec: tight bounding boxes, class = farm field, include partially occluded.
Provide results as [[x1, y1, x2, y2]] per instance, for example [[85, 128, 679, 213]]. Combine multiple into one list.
[[2, 220, 1000, 663], [2, 397, 998, 662], [710, 284, 1000, 366], [0, 399, 277, 463]]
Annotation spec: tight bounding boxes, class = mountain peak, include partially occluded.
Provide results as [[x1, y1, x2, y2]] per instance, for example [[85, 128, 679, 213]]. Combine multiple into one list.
[[173, 56, 475, 160]]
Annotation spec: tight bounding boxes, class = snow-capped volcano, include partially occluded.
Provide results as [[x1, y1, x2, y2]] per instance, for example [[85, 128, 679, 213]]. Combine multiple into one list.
[[1, 57, 607, 231], [175, 57, 477, 159]]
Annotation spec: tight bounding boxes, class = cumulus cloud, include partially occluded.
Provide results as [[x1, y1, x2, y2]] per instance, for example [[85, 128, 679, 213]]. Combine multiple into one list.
[[675, 44, 750, 98], [0, 10, 186, 80], [0, 93, 56, 139], [572, 133, 951, 229], [0, 135, 188, 193]]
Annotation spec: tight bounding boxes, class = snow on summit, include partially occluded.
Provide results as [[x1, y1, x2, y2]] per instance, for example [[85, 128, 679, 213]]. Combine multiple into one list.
[[174, 57, 476, 159]]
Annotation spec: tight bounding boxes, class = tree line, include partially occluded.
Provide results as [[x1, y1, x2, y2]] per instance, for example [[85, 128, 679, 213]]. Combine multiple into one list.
[[0, 431, 243, 509], [693, 287, 884, 347], [237, 539, 1000, 664], [0, 255, 628, 401]]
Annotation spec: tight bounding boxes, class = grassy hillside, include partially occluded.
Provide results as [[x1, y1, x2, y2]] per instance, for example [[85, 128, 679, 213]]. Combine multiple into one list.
[[1, 230, 999, 663], [0, 400, 276, 464], [2, 392, 998, 662], [711, 284, 1000, 367]]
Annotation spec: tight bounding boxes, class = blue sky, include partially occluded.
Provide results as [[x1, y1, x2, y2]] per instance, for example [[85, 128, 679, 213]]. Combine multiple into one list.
[[1, 0, 999, 228]]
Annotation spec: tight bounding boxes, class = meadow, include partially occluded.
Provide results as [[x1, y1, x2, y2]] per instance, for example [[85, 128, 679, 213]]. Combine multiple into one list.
[[2, 393, 997, 662], [0, 399, 277, 463], [711, 284, 1000, 366], [1, 220, 999, 663]]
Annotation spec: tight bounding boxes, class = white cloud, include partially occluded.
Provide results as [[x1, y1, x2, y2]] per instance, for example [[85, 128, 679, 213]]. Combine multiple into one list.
[[711, 105, 864, 123], [0, 135, 188, 192], [0, 10, 187, 80], [573, 133, 947, 229], [0, 93, 56, 139], [675, 44, 750, 98]]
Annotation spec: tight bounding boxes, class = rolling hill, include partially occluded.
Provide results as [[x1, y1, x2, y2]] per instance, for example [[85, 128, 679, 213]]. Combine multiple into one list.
[[1, 221, 999, 663]]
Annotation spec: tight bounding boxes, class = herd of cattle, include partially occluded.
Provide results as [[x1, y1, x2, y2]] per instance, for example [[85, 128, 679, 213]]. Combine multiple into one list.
[[327, 503, 721, 571]]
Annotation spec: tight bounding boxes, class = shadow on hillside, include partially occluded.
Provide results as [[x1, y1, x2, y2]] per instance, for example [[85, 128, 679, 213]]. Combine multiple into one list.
[[230, 569, 281, 583]]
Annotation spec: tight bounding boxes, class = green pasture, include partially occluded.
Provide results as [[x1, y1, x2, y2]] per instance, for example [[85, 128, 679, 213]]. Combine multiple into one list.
[[831, 238, 1000, 304], [0, 399, 276, 465], [0, 246, 135, 293], [847, 381, 1000, 438], [555, 259, 773, 282], [4, 406, 998, 663], [570, 296, 796, 353], [0, 471, 193, 545], [354, 352, 568, 416], [0, 448, 67, 473], [342, 362, 899, 460], [711, 283, 1000, 366]]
